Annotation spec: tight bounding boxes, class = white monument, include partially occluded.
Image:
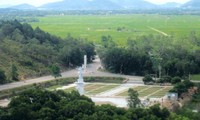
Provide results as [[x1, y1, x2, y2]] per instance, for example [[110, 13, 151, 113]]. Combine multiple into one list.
[[76, 67, 85, 95], [83, 55, 87, 73]]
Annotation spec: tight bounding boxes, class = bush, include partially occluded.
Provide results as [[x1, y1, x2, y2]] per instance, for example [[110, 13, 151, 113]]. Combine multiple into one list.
[[157, 76, 172, 84], [0, 69, 6, 84], [171, 77, 181, 84], [143, 75, 154, 84], [163, 76, 172, 83]]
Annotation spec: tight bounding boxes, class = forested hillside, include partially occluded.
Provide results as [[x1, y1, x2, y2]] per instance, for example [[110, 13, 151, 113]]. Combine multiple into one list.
[[0, 20, 95, 83]]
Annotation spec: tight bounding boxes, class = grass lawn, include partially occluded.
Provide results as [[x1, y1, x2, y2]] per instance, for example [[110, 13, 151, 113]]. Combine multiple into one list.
[[116, 86, 172, 98], [191, 74, 200, 81], [138, 87, 163, 97], [86, 84, 119, 95], [148, 87, 173, 98], [117, 86, 150, 96], [85, 84, 105, 91]]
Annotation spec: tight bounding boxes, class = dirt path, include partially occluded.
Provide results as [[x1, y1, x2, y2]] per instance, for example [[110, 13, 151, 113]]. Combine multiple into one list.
[[148, 26, 168, 36]]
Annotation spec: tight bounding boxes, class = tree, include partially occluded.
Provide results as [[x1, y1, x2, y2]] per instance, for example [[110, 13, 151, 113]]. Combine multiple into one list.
[[50, 64, 62, 78], [0, 69, 6, 84], [170, 80, 194, 96], [11, 64, 19, 81], [143, 75, 154, 84], [163, 76, 172, 83], [127, 88, 141, 108]]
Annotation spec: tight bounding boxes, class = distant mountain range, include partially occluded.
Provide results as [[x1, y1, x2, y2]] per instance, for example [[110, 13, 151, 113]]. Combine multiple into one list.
[[3, 0, 200, 10], [40, 0, 121, 10], [106, 0, 156, 9], [182, 0, 200, 8], [10, 4, 36, 10]]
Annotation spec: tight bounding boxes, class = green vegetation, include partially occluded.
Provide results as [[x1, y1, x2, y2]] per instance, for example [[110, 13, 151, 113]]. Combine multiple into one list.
[[84, 76, 124, 83], [127, 88, 141, 108], [0, 77, 124, 99], [45, 85, 62, 91], [28, 15, 200, 78], [143, 75, 154, 84], [10, 64, 19, 81], [117, 86, 173, 98], [85, 84, 104, 91], [170, 80, 194, 96], [0, 20, 95, 84], [174, 83, 200, 120], [0, 88, 182, 120], [191, 74, 200, 80], [171, 77, 182, 84], [30, 15, 200, 45], [64, 87, 76, 93], [98, 33, 200, 77], [150, 87, 173, 98], [0, 69, 6, 84], [50, 64, 62, 78]]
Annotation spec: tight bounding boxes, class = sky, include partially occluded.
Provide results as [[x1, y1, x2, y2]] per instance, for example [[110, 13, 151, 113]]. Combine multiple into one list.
[[0, 0, 191, 7]]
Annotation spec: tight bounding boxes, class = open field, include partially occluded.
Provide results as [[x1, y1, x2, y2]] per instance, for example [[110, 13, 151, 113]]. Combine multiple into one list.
[[30, 14, 200, 45], [116, 86, 173, 98]]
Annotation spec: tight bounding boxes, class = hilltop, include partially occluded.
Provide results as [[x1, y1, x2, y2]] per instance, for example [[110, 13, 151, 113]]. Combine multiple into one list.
[[0, 20, 95, 83]]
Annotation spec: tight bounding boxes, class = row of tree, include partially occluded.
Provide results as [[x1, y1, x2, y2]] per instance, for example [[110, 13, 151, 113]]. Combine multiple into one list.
[[98, 34, 200, 78], [0, 20, 95, 84], [143, 75, 182, 85]]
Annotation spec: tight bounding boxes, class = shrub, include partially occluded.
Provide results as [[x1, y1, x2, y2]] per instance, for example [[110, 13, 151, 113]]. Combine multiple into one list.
[[171, 77, 181, 84]]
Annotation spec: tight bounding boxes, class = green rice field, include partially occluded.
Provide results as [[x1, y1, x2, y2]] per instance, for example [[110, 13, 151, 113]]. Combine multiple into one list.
[[30, 14, 200, 45]]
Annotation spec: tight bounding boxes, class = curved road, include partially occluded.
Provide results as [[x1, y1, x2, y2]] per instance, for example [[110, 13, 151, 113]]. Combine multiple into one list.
[[0, 57, 143, 91]]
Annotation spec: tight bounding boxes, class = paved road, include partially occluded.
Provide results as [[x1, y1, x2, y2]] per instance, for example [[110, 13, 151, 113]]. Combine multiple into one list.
[[0, 57, 143, 91]]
